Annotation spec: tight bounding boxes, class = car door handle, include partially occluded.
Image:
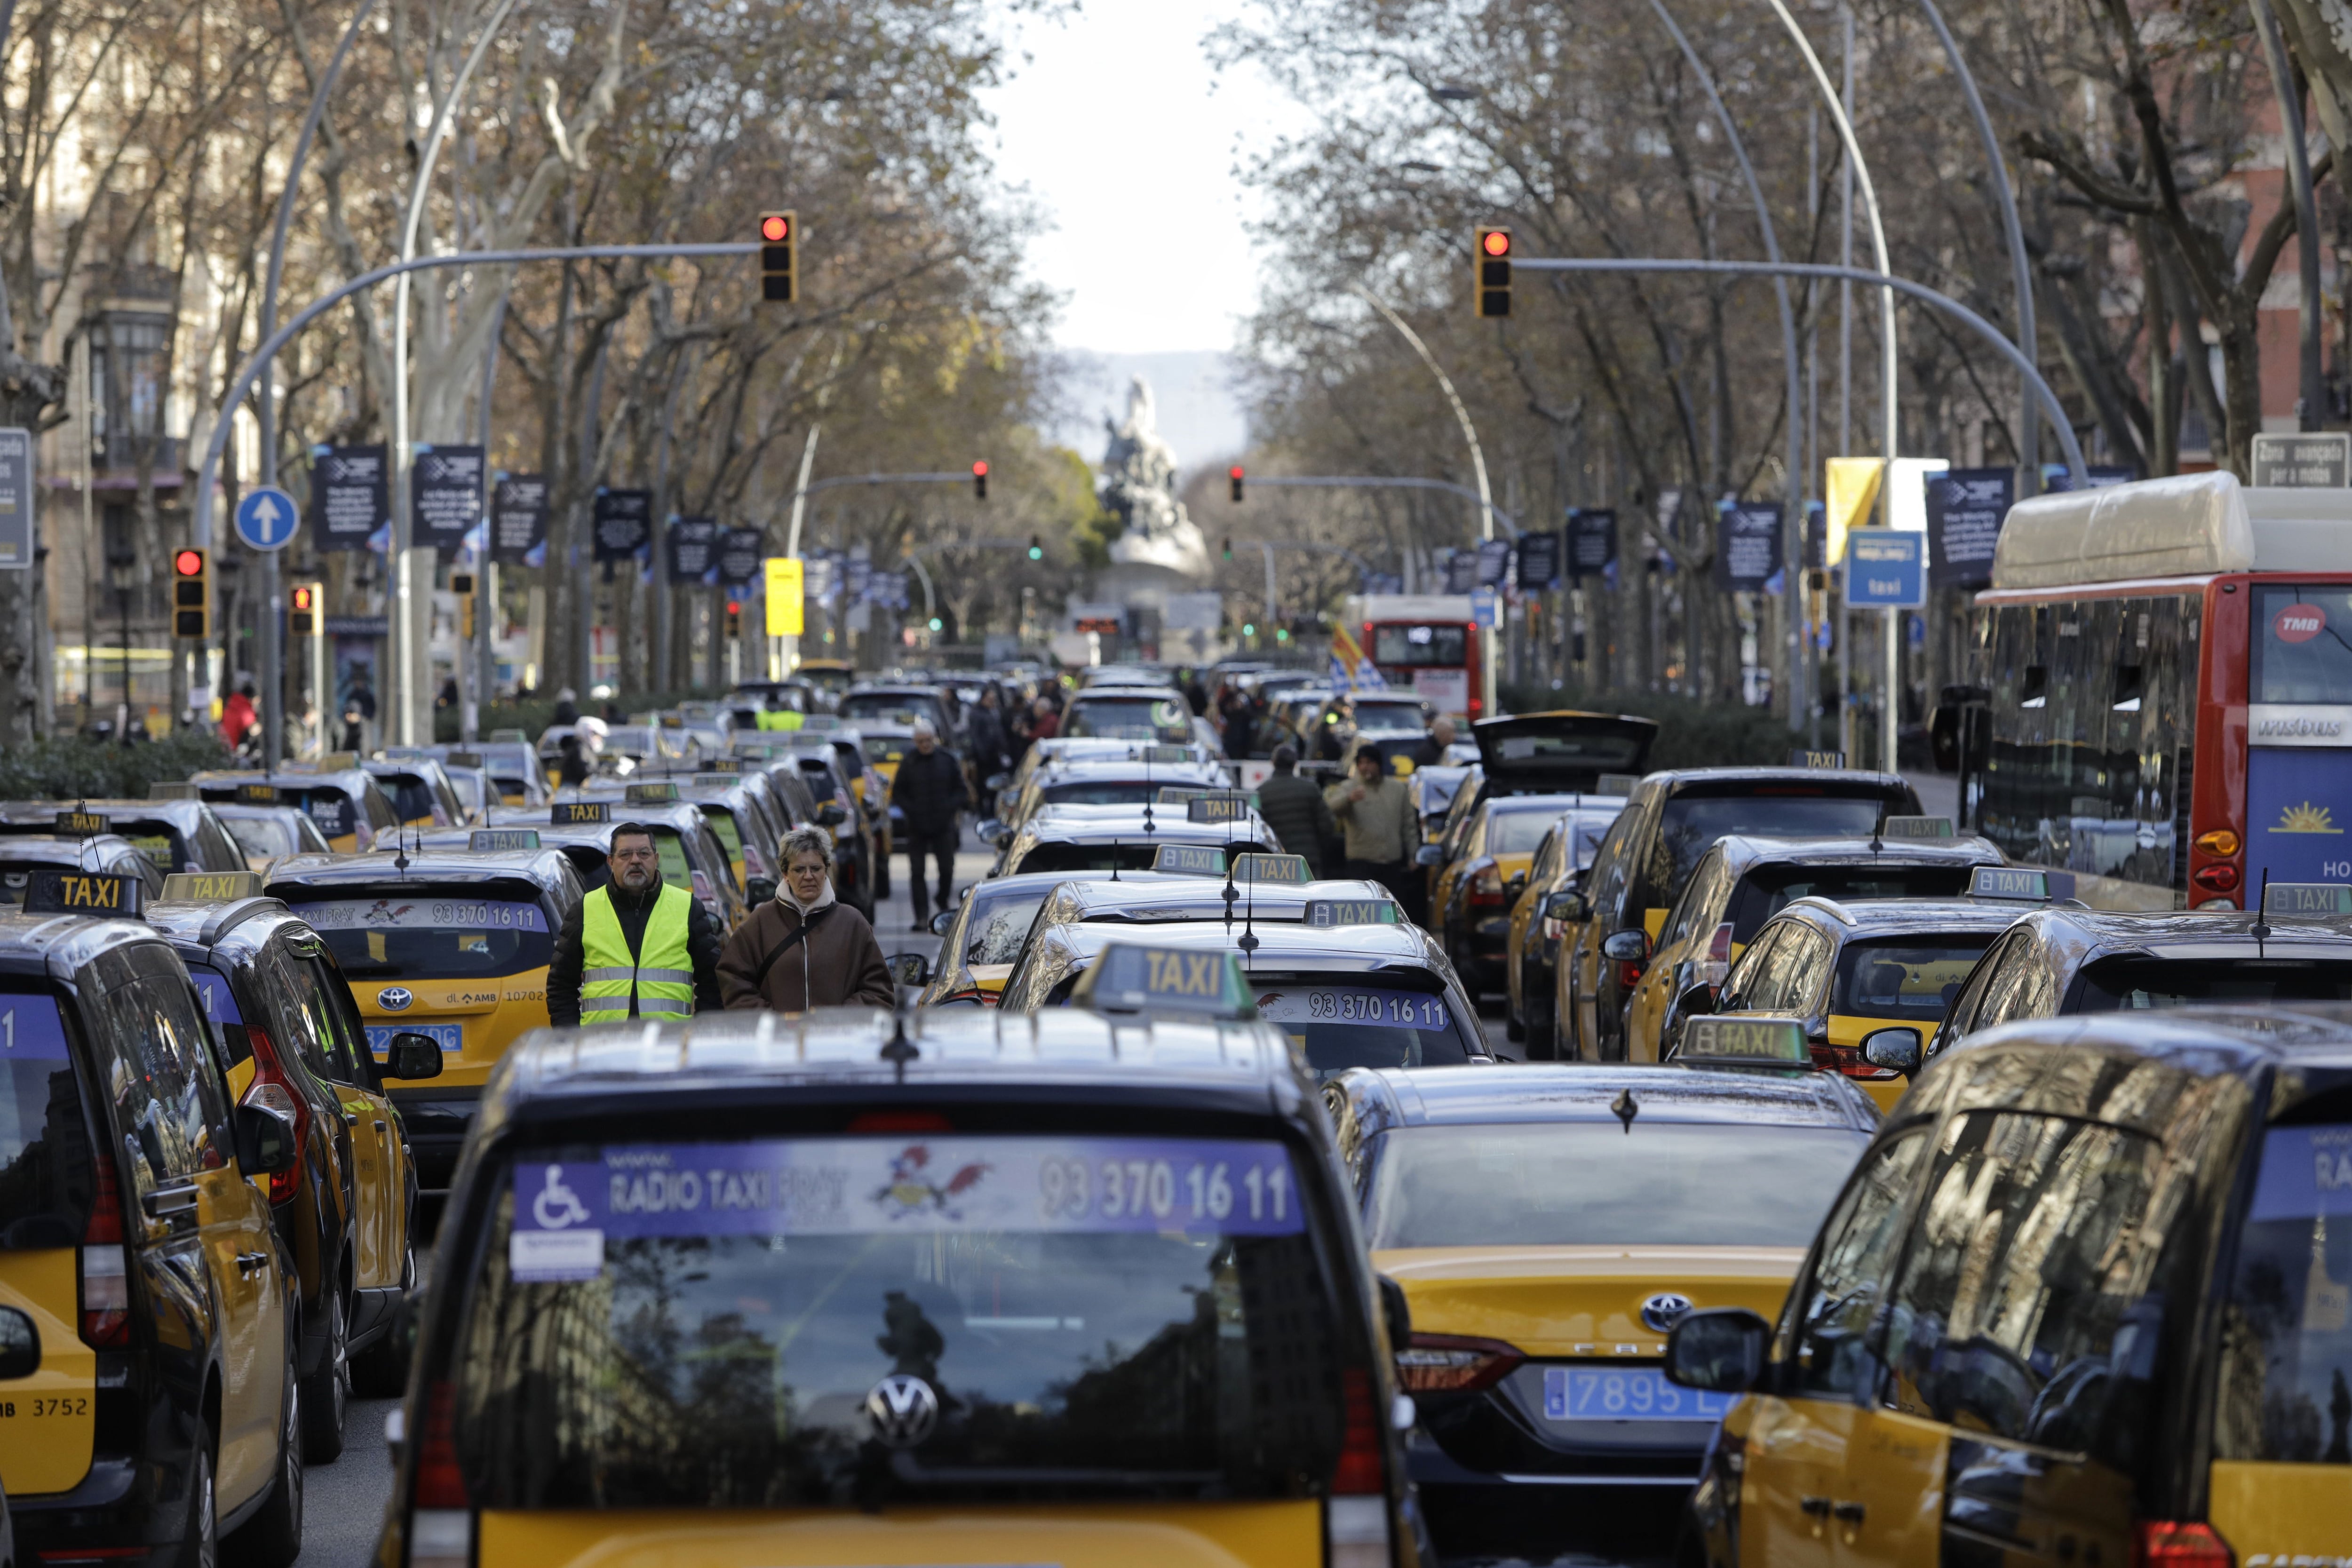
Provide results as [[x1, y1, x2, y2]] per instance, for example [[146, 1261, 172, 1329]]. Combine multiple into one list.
[[373, 1121, 389, 1133], [1800, 1496, 1833, 1518], [343, 1110, 360, 1126], [142, 1185, 200, 1218], [1833, 1502, 1866, 1525]]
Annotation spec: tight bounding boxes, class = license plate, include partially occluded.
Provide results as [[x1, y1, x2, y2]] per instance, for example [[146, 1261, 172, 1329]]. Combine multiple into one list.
[[367, 1022, 461, 1055], [1543, 1365, 1732, 1422]]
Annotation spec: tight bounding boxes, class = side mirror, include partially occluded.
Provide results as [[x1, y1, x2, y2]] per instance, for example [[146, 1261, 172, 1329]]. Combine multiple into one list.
[[234, 1102, 299, 1176], [381, 1031, 445, 1081], [885, 952, 932, 989], [1861, 1026, 1923, 1077], [928, 908, 957, 936], [1601, 929, 1649, 963], [1414, 844, 1446, 868], [1663, 1307, 1771, 1393], [745, 876, 778, 907], [1544, 890, 1588, 923], [1507, 871, 1528, 897], [816, 801, 848, 828], [0, 1304, 39, 1378], [1376, 1273, 1413, 1355], [984, 772, 1011, 792], [977, 820, 1010, 848]]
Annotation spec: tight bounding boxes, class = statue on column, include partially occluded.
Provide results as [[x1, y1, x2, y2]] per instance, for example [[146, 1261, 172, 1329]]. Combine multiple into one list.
[[1100, 376, 1209, 580]]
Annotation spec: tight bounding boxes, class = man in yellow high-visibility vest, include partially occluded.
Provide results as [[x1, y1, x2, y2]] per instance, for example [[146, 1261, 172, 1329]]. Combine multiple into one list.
[[547, 822, 722, 1026]]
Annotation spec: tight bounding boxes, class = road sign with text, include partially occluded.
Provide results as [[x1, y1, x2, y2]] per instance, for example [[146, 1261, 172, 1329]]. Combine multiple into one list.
[[1844, 529, 1924, 609]]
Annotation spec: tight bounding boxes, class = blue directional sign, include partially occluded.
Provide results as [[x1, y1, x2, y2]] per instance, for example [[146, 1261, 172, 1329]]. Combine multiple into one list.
[[1470, 585, 1500, 628], [234, 485, 301, 552], [1844, 529, 1924, 609]]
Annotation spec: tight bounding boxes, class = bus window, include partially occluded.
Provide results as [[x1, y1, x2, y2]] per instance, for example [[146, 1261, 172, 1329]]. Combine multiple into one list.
[[1373, 624, 1468, 667], [2251, 584, 2352, 703]]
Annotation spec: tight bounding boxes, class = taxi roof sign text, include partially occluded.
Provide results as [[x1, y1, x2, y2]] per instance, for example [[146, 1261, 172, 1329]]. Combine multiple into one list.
[[1305, 898, 1400, 927], [1882, 815, 1954, 839], [625, 782, 680, 804], [2262, 882, 2352, 918], [52, 810, 107, 836], [1152, 844, 1227, 877], [1233, 853, 1312, 885], [1674, 1015, 1809, 1067], [553, 802, 611, 824], [1789, 749, 1846, 769], [159, 870, 263, 903], [1970, 866, 2051, 902], [24, 868, 140, 916], [1186, 793, 1255, 824], [471, 829, 544, 852], [1074, 942, 1255, 1019]]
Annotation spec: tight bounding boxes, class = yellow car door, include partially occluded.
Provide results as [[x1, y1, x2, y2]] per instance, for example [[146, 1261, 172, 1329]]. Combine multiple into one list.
[[0, 991, 98, 1498], [282, 947, 405, 1288]]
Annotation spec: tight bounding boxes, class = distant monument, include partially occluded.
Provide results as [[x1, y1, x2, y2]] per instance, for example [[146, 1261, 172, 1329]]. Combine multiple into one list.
[[1100, 377, 1209, 581]]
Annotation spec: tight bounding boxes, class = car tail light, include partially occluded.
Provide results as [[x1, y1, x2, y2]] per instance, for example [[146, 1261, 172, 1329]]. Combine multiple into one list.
[[1394, 1332, 1523, 1394], [240, 1023, 308, 1206], [412, 1380, 470, 1519], [1466, 858, 1504, 911], [1809, 1043, 1899, 1080], [1700, 921, 1734, 986], [79, 1138, 129, 1349], [1618, 955, 1645, 990], [2133, 1522, 2232, 1568], [2193, 828, 2241, 857], [1332, 1366, 1385, 1495], [2192, 863, 2241, 893]]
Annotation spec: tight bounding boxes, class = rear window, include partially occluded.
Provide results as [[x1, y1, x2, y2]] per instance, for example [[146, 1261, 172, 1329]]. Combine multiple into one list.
[[1372, 624, 1466, 667], [0, 991, 91, 1248], [1489, 808, 1565, 855], [1366, 1122, 1864, 1249], [455, 1135, 1343, 1506], [1649, 793, 1896, 907], [2, 819, 187, 872], [279, 787, 361, 841], [1065, 697, 1192, 742], [2072, 956, 2352, 1009], [375, 772, 444, 824], [959, 888, 1055, 967], [1833, 936, 1998, 1022], [840, 694, 931, 726], [1727, 864, 1978, 943], [2250, 584, 2352, 705], [224, 816, 300, 861], [2217, 1120, 2352, 1464], [1253, 972, 1478, 1075], [1013, 842, 1169, 876], [1349, 702, 1429, 737], [1040, 781, 1164, 808], [280, 895, 553, 981]]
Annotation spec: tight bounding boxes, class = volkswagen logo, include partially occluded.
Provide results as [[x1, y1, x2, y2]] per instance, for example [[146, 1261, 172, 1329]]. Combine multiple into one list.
[[865, 1374, 939, 1448], [377, 987, 414, 1012], [1640, 1292, 1694, 1334]]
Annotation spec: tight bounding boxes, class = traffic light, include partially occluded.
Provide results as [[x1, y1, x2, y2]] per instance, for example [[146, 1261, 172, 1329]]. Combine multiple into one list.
[[289, 582, 319, 636], [759, 211, 796, 303], [927, 616, 943, 632], [725, 599, 742, 638], [172, 548, 209, 638], [1229, 465, 1244, 503], [450, 571, 477, 639], [1222, 537, 1233, 561], [1474, 227, 1511, 318], [972, 460, 989, 501], [1025, 534, 1042, 561]]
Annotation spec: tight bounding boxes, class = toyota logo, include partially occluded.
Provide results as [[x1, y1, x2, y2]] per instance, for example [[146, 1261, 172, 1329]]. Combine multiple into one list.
[[1640, 1292, 1694, 1333], [377, 987, 414, 1012], [865, 1375, 939, 1449]]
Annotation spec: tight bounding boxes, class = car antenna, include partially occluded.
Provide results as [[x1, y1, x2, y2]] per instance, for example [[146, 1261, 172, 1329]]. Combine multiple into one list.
[[880, 1003, 919, 1085], [1109, 839, 1119, 881], [2251, 868, 2272, 955], [394, 820, 412, 875], [1610, 1086, 1639, 1134], [1238, 860, 1259, 971], [1869, 808, 1884, 856]]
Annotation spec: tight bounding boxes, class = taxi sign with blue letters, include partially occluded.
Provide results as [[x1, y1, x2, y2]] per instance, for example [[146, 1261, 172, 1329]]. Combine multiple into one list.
[[797, 715, 842, 733], [24, 868, 139, 916], [471, 829, 544, 852], [1971, 866, 2051, 901], [1152, 843, 1227, 877], [1233, 852, 1312, 885], [1186, 793, 1255, 824], [1675, 1015, 1809, 1066], [52, 810, 106, 836], [553, 802, 611, 824], [2262, 882, 2352, 917], [1075, 942, 1255, 1019], [1882, 815, 1954, 839], [1305, 898, 1400, 927], [625, 781, 679, 804], [1788, 749, 1846, 769], [159, 870, 263, 902]]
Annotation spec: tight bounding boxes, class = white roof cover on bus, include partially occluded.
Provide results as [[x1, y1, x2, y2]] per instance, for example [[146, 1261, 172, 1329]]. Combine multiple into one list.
[[1993, 469, 2351, 589]]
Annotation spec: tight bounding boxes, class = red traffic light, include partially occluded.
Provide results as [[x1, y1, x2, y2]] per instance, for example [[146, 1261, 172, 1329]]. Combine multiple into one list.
[[1480, 229, 1511, 257], [174, 549, 204, 577], [726, 600, 741, 614], [1230, 465, 1244, 479], [290, 585, 314, 611], [761, 214, 790, 243], [971, 461, 989, 477]]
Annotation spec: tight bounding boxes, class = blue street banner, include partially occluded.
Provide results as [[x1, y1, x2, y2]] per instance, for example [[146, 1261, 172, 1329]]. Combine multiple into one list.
[[2041, 463, 2137, 493], [1714, 500, 1782, 591], [1845, 529, 1925, 609], [1925, 468, 2013, 590], [1567, 508, 1616, 580], [1470, 586, 1499, 628], [491, 474, 548, 565], [668, 517, 718, 581], [412, 444, 486, 550], [1516, 530, 1561, 591], [717, 527, 765, 587], [1442, 550, 1478, 593], [592, 489, 652, 562], [310, 444, 387, 553], [1475, 537, 1512, 587]]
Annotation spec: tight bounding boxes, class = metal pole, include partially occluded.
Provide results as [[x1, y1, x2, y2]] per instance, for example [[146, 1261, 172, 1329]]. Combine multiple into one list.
[[2249, 0, 2325, 431], [652, 365, 684, 693], [470, 292, 505, 738]]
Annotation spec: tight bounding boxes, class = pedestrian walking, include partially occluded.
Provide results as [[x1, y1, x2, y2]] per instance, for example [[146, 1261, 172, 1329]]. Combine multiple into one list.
[[1254, 743, 1340, 878], [890, 718, 972, 927], [718, 827, 895, 1011], [547, 822, 723, 1026], [1325, 741, 1423, 915]]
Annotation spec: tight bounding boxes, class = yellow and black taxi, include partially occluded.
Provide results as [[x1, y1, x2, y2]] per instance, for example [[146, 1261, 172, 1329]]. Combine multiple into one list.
[[262, 846, 584, 1200], [363, 753, 473, 829], [1324, 1039, 1876, 1559], [146, 872, 443, 1458], [1619, 822, 2007, 1061], [1932, 876, 2352, 1055], [992, 802, 1277, 879], [987, 749, 1229, 839], [914, 869, 1100, 1007], [376, 996, 1433, 1568], [433, 742, 549, 808], [1553, 762, 1922, 1062], [1692, 895, 2022, 1109], [761, 740, 884, 910], [204, 800, 337, 872], [189, 761, 403, 853], [1430, 794, 1627, 999], [0, 831, 166, 907], [0, 867, 310, 1565], [485, 796, 749, 932], [1665, 1004, 2352, 1568], [0, 796, 248, 874], [1501, 808, 1624, 1049]]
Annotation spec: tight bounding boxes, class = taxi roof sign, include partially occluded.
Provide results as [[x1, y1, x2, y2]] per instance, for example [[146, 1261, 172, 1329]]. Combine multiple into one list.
[[553, 802, 612, 824], [1673, 1015, 1810, 1068], [625, 781, 680, 804], [1233, 852, 1312, 886], [488, 728, 529, 744], [1970, 866, 2051, 902], [1594, 773, 1641, 797], [796, 715, 843, 732], [444, 751, 484, 769], [1152, 843, 1227, 877], [235, 782, 280, 804], [1789, 749, 1846, 769], [53, 809, 107, 836], [1882, 815, 1954, 839], [148, 782, 199, 801], [470, 829, 544, 852], [1073, 941, 1256, 1020], [1305, 898, 1400, 928], [1140, 744, 1193, 764], [698, 757, 740, 773], [1186, 793, 1255, 824], [159, 870, 264, 903], [2262, 882, 2352, 918], [24, 868, 141, 917], [310, 752, 360, 772]]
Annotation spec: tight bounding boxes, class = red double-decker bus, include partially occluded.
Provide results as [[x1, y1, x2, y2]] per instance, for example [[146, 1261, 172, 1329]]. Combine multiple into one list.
[[1956, 471, 2352, 910]]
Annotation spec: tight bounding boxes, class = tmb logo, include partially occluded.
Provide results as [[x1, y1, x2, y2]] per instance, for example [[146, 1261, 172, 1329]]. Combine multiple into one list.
[[2273, 603, 2327, 644]]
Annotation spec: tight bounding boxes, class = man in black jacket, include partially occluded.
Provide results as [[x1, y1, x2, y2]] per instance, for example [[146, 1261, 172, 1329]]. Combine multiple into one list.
[[890, 718, 972, 927], [1254, 743, 1340, 878], [546, 824, 724, 1026]]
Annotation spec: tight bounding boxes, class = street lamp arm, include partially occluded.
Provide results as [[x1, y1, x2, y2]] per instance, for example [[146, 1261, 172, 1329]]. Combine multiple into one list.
[[1246, 475, 1521, 536], [1514, 256, 2089, 484], [1351, 287, 1500, 544], [194, 240, 761, 547]]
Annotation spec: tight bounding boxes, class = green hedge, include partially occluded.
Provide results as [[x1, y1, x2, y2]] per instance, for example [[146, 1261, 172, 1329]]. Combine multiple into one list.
[[1501, 683, 1804, 772], [0, 732, 234, 803]]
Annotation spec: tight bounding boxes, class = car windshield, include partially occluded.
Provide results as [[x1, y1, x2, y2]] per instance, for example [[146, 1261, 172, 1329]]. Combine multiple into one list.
[[1727, 864, 1979, 943], [1252, 972, 1478, 1075], [1, 818, 186, 872], [1651, 793, 1894, 905], [1834, 936, 1999, 1021], [375, 773, 441, 822], [0, 989, 90, 1250], [1372, 624, 1466, 667], [1350, 703, 1428, 736], [961, 888, 1055, 966], [225, 816, 300, 860], [1014, 842, 1176, 876], [840, 693, 930, 725], [1366, 1122, 1866, 1249], [1489, 806, 1569, 855], [2072, 955, 2352, 1009], [1066, 697, 1192, 742], [453, 1135, 1343, 1506], [2214, 1118, 2352, 1464], [280, 894, 554, 980]]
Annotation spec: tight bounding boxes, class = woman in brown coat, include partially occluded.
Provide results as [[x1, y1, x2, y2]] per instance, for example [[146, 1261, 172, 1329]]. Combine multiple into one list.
[[718, 827, 898, 1012]]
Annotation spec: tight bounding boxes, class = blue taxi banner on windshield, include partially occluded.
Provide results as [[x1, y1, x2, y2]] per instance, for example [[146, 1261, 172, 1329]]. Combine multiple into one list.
[[2248, 745, 2352, 892], [1255, 986, 1450, 1031], [508, 1137, 1306, 1280], [2248, 1125, 2352, 1219]]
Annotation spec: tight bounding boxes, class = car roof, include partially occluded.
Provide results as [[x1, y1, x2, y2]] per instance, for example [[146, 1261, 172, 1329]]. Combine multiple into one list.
[[2010, 903, 2352, 960], [0, 833, 148, 866], [0, 907, 175, 980], [146, 895, 307, 954], [1017, 815, 1271, 847], [190, 768, 374, 793], [1944, 1003, 2352, 1124], [1711, 833, 2007, 873], [204, 802, 313, 821], [1769, 896, 2030, 939], [1336, 1062, 1880, 1134], [1069, 685, 1186, 703], [264, 847, 576, 888], [1037, 759, 1226, 783], [1640, 766, 1913, 795], [1033, 913, 1446, 970], [1043, 876, 1397, 922], [0, 798, 218, 826]]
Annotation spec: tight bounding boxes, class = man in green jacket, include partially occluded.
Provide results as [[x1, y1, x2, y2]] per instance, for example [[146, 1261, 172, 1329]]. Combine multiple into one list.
[[1254, 743, 1340, 878], [547, 822, 723, 1026], [1324, 743, 1423, 915]]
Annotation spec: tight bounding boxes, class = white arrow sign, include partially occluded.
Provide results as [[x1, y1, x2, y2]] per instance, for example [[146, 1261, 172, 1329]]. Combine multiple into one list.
[[234, 485, 301, 552]]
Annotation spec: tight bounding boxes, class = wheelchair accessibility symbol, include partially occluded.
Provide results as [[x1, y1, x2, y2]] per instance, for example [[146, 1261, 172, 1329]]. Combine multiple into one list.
[[533, 1164, 593, 1230]]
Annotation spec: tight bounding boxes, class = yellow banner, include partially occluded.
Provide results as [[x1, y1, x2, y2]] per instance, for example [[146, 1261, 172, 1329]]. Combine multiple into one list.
[[763, 557, 803, 636], [1824, 457, 1886, 566]]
